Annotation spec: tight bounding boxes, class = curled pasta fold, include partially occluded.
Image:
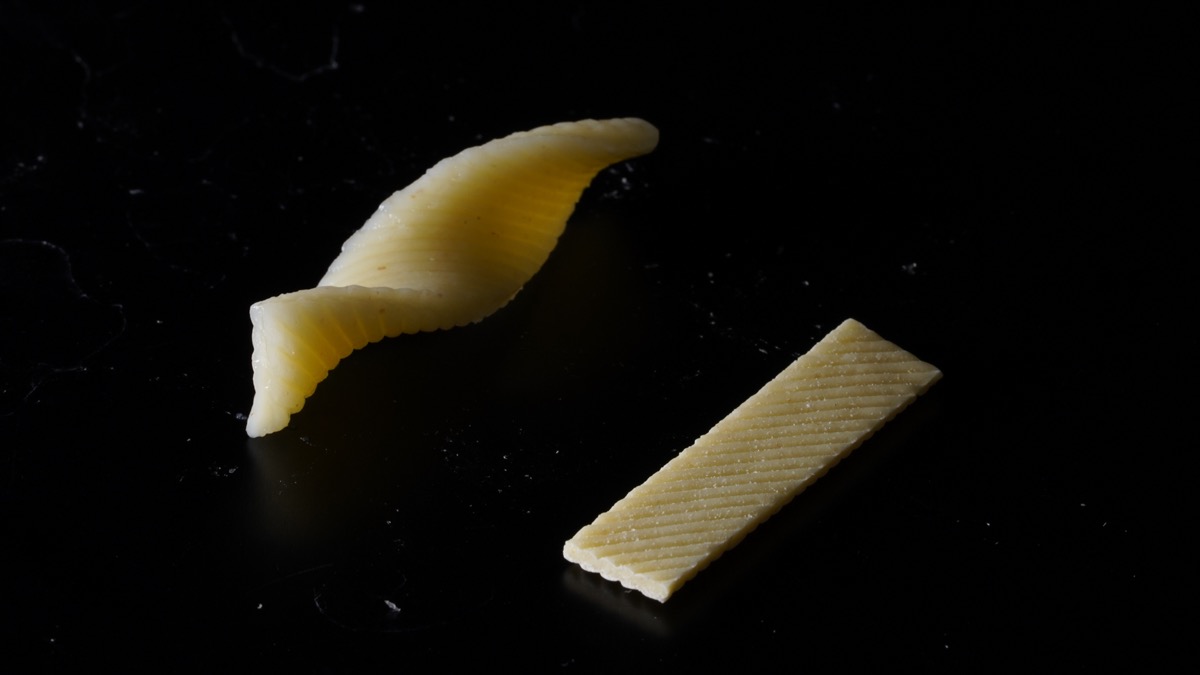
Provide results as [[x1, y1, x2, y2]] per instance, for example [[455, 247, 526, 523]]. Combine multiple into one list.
[[246, 118, 659, 437]]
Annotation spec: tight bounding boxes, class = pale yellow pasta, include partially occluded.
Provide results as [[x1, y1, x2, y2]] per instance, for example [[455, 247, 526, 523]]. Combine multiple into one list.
[[563, 318, 941, 602], [246, 119, 659, 437]]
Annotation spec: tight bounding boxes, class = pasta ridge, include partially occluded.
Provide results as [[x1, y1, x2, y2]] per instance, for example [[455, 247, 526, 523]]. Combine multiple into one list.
[[246, 119, 659, 437]]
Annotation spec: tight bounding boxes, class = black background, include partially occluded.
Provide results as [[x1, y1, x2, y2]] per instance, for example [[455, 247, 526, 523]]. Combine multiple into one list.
[[2, 2, 1192, 671]]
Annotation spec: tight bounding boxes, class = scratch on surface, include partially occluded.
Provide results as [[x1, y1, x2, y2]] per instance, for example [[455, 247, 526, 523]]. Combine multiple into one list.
[[223, 15, 340, 83], [0, 239, 127, 416], [122, 211, 231, 287], [70, 49, 93, 129]]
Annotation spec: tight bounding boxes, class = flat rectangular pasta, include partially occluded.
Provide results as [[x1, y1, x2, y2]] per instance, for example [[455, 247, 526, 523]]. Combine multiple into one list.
[[562, 318, 941, 602]]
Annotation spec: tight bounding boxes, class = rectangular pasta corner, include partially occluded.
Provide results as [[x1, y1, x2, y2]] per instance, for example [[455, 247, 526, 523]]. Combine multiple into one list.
[[562, 318, 941, 602]]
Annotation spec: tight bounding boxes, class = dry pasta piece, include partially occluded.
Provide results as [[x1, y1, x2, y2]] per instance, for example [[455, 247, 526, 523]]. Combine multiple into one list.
[[246, 118, 659, 437], [562, 318, 941, 602]]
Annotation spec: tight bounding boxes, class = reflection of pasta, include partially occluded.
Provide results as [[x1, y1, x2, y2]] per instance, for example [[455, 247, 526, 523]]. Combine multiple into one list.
[[247, 119, 659, 437]]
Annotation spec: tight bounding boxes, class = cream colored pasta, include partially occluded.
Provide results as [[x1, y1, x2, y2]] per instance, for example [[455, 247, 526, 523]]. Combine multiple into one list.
[[246, 119, 658, 437], [563, 319, 941, 602]]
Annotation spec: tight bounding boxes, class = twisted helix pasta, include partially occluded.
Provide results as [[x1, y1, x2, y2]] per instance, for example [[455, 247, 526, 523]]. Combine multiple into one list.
[[246, 118, 659, 437]]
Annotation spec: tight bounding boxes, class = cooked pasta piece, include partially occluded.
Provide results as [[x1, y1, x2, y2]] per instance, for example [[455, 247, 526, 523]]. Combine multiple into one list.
[[563, 318, 941, 602], [247, 118, 658, 437]]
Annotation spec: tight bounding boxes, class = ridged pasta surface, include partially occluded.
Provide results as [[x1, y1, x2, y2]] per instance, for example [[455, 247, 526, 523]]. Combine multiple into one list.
[[562, 318, 941, 602], [247, 119, 658, 437]]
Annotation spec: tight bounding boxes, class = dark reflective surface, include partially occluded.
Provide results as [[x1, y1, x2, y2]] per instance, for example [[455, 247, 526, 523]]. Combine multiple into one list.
[[2, 3, 1189, 670]]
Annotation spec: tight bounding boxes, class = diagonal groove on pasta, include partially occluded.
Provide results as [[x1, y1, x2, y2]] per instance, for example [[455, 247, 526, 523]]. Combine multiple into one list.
[[563, 318, 941, 602]]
